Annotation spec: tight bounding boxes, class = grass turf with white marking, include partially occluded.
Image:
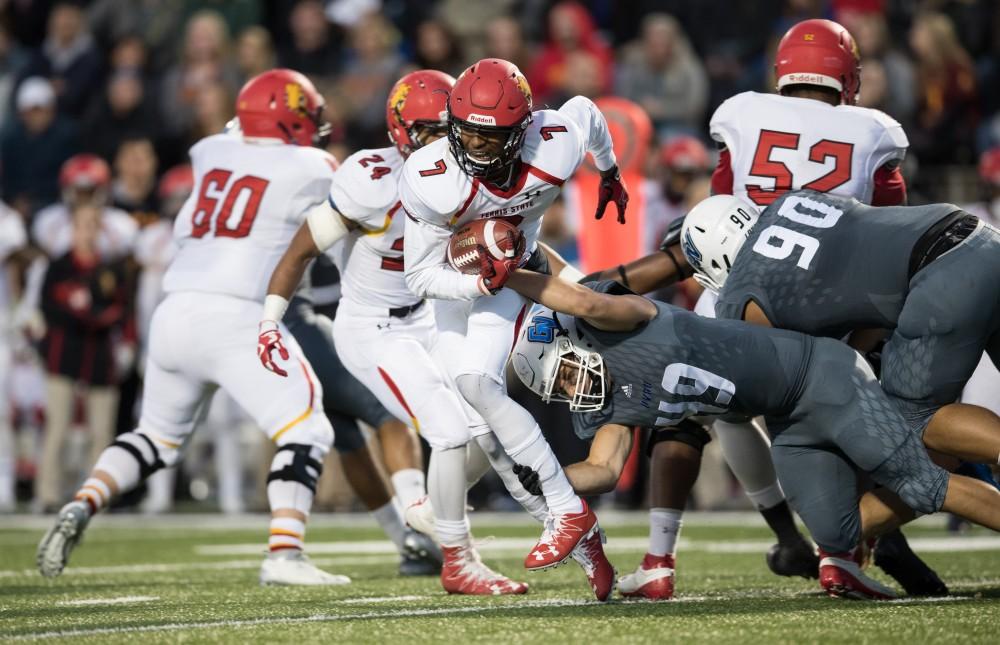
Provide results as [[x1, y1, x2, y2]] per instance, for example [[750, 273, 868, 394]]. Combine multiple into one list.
[[2, 515, 999, 643]]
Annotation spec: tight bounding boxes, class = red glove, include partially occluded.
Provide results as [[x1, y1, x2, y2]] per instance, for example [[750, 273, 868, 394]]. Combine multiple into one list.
[[477, 231, 526, 295], [257, 320, 290, 377], [594, 165, 629, 225]]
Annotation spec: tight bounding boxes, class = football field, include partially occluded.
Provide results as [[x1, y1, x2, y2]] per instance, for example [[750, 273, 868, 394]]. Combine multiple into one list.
[[2, 512, 1000, 644]]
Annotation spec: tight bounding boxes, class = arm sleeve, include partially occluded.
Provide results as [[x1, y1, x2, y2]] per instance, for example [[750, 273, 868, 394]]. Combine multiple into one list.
[[557, 96, 617, 172], [871, 164, 907, 206], [711, 148, 735, 196]]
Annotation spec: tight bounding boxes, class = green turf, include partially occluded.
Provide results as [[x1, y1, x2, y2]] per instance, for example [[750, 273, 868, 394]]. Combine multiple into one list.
[[2, 516, 999, 644]]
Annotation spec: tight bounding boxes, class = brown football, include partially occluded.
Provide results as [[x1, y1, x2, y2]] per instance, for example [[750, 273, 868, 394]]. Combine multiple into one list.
[[446, 218, 525, 275]]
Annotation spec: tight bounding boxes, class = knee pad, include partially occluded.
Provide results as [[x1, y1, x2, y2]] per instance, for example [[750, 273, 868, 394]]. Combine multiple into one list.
[[647, 420, 711, 458], [329, 414, 366, 454], [474, 432, 505, 461], [110, 431, 169, 476], [267, 443, 324, 494]]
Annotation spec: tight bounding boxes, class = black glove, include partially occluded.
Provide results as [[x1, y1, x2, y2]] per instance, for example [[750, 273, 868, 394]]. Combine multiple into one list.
[[512, 463, 542, 496]]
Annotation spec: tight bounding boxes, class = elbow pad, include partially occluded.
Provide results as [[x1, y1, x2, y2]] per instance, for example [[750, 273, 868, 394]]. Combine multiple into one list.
[[306, 201, 349, 252]]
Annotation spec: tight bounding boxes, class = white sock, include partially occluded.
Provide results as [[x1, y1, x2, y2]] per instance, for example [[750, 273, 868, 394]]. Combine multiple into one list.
[[390, 468, 426, 511], [75, 477, 112, 514], [456, 374, 582, 515], [649, 507, 683, 558], [269, 516, 305, 552], [714, 419, 782, 499], [373, 500, 407, 552], [435, 517, 471, 548], [475, 433, 549, 523], [745, 481, 786, 511]]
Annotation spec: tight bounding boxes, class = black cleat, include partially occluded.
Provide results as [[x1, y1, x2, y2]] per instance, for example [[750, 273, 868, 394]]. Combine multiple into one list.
[[766, 541, 819, 579], [399, 528, 443, 576], [873, 529, 948, 596]]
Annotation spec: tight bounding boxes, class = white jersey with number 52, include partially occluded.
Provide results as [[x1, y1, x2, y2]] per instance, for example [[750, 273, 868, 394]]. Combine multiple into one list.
[[163, 134, 337, 301], [710, 92, 908, 206], [327, 145, 418, 309]]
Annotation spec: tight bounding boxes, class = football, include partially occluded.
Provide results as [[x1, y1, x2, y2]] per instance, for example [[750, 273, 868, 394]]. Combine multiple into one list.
[[446, 218, 525, 275]]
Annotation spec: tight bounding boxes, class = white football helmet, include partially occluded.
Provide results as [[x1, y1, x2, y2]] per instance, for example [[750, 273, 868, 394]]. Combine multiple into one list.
[[680, 194, 760, 293], [510, 306, 607, 412]]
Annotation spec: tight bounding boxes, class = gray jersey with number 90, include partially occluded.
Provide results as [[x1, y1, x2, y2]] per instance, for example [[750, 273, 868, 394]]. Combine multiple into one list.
[[715, 190, 959, 338], [570, 281, 812, 440]]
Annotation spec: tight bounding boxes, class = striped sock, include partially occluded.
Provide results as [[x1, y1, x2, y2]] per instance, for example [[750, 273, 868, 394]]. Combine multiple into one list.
[[74, 478, 112, 515], [269, 517, 306, 552]]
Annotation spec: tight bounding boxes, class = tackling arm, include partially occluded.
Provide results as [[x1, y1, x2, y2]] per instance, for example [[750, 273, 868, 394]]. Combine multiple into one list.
[[581, 217, 692, 293], [564, 424, 634, 495], [505, 270, 656, 331]]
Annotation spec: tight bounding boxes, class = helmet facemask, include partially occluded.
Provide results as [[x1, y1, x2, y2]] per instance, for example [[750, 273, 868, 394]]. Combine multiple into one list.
[[539, 335, 607, 413], [447, 115, 531, 182]]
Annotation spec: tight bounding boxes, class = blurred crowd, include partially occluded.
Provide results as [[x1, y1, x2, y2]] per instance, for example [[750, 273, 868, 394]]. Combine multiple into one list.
[[2, 0, 1000, 515]]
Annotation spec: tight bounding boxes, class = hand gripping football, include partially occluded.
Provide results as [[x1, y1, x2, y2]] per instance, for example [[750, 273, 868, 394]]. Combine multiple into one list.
[[447, 218, 526, 275]]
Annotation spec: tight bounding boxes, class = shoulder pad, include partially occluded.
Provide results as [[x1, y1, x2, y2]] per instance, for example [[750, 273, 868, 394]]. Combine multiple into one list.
[[399, 139, 469, 224], [330, 146, 402, 219], [709, 92, 754, 145], [520, 109, 586, 182]]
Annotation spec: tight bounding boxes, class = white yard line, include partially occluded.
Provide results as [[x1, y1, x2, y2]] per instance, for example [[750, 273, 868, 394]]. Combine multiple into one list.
[[55, 596, 159, 607], [339, 595, 427, 605], [194, 535, 1000, 557], [6, 598, 599, 641]]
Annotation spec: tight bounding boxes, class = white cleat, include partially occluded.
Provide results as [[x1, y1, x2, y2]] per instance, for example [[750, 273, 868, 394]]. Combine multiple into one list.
[[404, 496, 436, 538], [37, 500, 91, 578], [260, 549, 352, 586], [618, 554, 675, 600]]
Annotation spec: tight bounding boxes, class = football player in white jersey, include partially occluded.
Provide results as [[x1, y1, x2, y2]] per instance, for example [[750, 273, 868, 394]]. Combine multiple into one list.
[[262, 69, 541, 595], [398, 59, 625, 578], [0, 200, 27, 511], [37, 70, 349, 586]]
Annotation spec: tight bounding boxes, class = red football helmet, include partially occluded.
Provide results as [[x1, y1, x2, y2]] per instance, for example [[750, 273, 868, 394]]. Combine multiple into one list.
[[659, 136, 710, 172], [980, 148, 1000, 186], [158, 164, 195, 201], [60, 154, 111, 205], [386, 70, 455, 158], [236, 69, 330, 147], [775, 19, 861, 105], [448, 58, 533, 179]]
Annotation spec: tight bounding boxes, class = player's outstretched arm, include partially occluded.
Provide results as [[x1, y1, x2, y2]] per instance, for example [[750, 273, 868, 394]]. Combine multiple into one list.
[[506, 269, 656, 331], [258, 203, 353, 377], [564, 424, 633, 495]]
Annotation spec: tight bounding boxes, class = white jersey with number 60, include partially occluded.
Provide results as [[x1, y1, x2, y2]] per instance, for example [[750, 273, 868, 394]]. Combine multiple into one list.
[[163, 134, 338, 301]]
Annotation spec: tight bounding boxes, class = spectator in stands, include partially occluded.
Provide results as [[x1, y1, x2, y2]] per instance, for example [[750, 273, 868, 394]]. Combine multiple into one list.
[[909, 11, 978, 165], [108, 34, 149, 77], [614, 14, 708, 136], [236, 26, 276, 86], [110, 138, 159, 219], [412, 19, 466, 77], [842, 11, 916, 125], [32, 154, 138, 262], [82, 69, 161, 162], [87, 0, 188, 75], [546, 50, 605, 106], [160, 10, 240, 144], [277, 0, 343, 79], [336, 13, 405, 149], [191, 82, 235, 142], [0, 77, 77, 216], [526, 1, 613, 105], [483, 16, 534, 73], [22, 1, 102, 117], [0, 21, 29, 130], [35, 202, 133, 511]]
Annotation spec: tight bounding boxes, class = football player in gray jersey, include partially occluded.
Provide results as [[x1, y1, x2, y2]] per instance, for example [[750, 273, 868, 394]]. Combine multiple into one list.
[[504, 271, 1000, 600], [681, 189, 1000, 466]]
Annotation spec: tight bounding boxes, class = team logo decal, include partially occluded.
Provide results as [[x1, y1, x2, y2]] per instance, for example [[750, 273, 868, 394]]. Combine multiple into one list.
[[285, 82, 306, 115], [803, 33, 815, 41], [389, 82, 411, 116], [515, 73, 532, 102], [682, 230, 703, 272], [526, 315, 559, 343]]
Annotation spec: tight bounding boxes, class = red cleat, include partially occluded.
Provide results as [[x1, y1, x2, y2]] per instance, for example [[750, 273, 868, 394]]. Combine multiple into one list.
[[525, 500, 598, 571], [441, 545, 529, 595], [618, 553, 675, 601], [570, 524, 616, 601], [819, 550, 897, 600]]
